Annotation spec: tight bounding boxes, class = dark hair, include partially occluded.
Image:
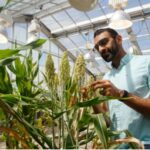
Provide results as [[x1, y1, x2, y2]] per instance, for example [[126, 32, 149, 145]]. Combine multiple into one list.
[[94, 28, 118, 39]]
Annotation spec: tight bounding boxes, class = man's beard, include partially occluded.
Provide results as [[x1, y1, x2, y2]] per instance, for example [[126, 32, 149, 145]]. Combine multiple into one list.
[[100, 40, 119, 62]]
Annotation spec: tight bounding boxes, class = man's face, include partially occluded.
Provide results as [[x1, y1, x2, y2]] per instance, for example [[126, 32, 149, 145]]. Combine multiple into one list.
[[94, 31, 119, 62]]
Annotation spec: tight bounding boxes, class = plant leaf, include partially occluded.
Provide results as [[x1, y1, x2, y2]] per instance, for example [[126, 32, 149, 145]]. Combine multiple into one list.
[[77, 96, 129, 107], [0, 99, 55, 149], [0, 66, 13, 93], [20, 39, 46, 50], [0, 57, 17, 66], [92, 113, 109, 149], [0, 126, 29, 149], [0, 94, 20, 106], [78, 112, 92, 129], [0, 49, 20, 60]]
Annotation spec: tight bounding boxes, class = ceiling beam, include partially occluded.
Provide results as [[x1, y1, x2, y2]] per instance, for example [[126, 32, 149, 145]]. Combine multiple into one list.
[[12, 2, 150, 38], [35, 1, 71, 19], [11, 1, 71, 21], [12, 0, 52, 17], [52, 4, 150, 37]]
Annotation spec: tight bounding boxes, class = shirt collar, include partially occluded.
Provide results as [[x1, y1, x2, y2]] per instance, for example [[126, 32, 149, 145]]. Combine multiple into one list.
[[112, 54, 133, 69], [119, 54, 133, 69]]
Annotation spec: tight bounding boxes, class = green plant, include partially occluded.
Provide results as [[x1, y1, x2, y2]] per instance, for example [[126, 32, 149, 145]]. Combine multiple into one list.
[[0, 40, 144, 149], [0, 39, 56, 149], [44, 51, 144, 149]]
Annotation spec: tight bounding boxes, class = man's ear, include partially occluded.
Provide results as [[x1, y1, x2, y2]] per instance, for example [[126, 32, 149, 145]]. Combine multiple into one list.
[[116, 35, 122, 45]]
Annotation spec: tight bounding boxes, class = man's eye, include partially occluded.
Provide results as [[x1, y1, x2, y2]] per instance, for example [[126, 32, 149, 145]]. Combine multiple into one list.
[[94, 38, 109, 51], [99, 38, 108, 46]]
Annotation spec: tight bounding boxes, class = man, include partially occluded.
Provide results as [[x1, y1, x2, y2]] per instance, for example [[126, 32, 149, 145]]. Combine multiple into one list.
[[91, 28, 150, 149]]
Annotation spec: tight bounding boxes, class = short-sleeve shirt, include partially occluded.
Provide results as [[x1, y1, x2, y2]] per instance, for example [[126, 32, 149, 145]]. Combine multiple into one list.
[[104, 54, 150, 143]]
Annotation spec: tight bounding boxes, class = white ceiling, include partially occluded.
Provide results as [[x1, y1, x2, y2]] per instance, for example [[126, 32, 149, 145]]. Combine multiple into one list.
[[1, 0, 150, 75]]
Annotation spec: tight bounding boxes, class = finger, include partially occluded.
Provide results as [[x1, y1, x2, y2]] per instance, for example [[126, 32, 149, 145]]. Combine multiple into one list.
[[100, 89, 109, 96], [105, 91, 111, 96], [99, 88, 105, 95], [91, 80, 110, 86], [90, 80, 103, 87], [91, 80, 112, 89], [100, 88, 111, 96], [80, 86, 89, 92], [81, 88, 86, 92], [93, 82, 111, 90]]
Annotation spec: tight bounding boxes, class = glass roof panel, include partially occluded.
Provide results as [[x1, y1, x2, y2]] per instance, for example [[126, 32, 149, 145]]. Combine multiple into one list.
[[39, 52, 47, 66], [117, 30, 129, 39], [66, 8, 89, 22], [126, 0, 140, 9], [69, 50, 78, 59], [14, 23, 27, 43], [140, 0, 150, 5], [23, 0, 33, 2], [41, 2, 55, 9], [8, 3, 27, 10], [132, 20, 148, 35], [137, 35, 150, 50], [58, 37, 76, 50], [1, 0, 150, 75], [53, 0, 67, 3], [41, 16, 62, 31], [52, 10, 75, 27], [48, 42, 64, 59], [145, 18, 150, 32], [0, 43, 12, 49], [86, 5, 105, 19], [7, 27, 13, 39], [101, 0, 114, 14], [69, 33, 86, 47], [122, 40, 132, 52]]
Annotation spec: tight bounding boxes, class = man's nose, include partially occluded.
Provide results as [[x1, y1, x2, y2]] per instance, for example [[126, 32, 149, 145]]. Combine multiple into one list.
[[99, 46, 107, 53]]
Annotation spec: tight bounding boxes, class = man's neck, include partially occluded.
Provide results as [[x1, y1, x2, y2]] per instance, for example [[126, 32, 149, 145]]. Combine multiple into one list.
[[112, 49, 126, 69]]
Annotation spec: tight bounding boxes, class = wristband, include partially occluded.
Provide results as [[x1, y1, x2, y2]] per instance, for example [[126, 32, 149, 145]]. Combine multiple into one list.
[[122, 90, 129, 98]]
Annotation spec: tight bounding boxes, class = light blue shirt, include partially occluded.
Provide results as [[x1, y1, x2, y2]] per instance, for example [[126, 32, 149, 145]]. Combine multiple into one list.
[[104, 54, 150, 143]]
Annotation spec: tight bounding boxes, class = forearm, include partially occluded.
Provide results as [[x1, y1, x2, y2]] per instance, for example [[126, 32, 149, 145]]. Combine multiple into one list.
[[90, 79, 150, 118], [120, 92, 150, 118]]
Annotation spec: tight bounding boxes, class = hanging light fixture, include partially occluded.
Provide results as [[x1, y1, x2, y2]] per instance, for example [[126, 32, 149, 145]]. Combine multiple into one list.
[[109, 0, 128, 10], [108, 0, 132, 30], [27, 19, 40, 43], [28, 19, 41, 34], [68, 0, 98, 11], [27, 33, 39, 43], [109, 9, 132, 30]]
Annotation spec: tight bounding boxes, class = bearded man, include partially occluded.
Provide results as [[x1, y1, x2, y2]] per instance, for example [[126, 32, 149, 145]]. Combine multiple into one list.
[[91, 28, 150, 149]]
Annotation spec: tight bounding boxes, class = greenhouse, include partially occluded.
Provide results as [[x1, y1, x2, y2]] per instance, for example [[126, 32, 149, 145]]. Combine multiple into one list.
[[0, 0, 150, 149]]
